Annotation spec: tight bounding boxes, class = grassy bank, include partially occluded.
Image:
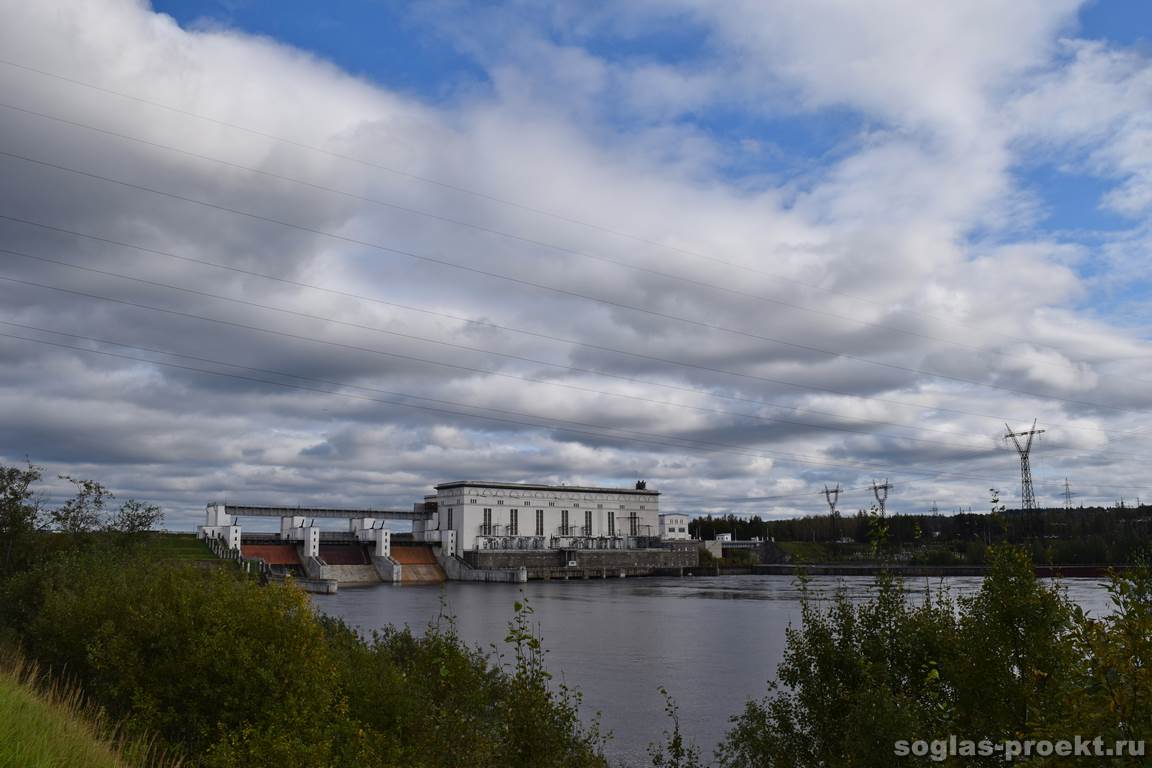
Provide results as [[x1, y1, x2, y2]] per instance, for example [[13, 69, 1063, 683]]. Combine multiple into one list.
[[0, 658, 168, 768], [136, 533, 214, 562]]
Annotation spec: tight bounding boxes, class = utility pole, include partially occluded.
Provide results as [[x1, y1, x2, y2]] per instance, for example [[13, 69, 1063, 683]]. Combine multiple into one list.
[[871, 479, 892, 515], [1063, 478, 1073, 510], [1004, 420, 1045, 511]]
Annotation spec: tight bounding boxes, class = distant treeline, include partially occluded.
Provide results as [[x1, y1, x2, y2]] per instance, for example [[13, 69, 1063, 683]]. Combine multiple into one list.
[[691, 504, 1152, 564]]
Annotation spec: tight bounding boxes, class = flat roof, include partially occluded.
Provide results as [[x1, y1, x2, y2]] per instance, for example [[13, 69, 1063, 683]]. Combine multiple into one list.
[[216, 504, 429, 520], [434, 480, 659, 496]]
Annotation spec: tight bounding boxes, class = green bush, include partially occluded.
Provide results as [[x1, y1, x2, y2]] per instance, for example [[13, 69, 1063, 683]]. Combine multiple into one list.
[[3, 548, 605, 768], [711, 547, 1152, 768]]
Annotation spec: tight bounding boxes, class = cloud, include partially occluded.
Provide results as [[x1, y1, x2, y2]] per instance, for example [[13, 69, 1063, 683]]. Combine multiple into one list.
[[0, 0, 1149, 526]]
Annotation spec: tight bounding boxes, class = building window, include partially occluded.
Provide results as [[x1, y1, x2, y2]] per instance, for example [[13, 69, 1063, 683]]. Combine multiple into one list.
[[608, 511, 615, 536], [597, 503, 603, 509], [447, 508, 453, 530], [536, 509, 544, 536], [482, 508, 492, 536], [497, 499, 504, 505], [470, 498, 477, 504], [629, 512, 639, 536], [585, 510, 592, 536], [549, 501, 555, 507], [509, 509, 518, 535], [640, 505, 645, 510], [561, 510, 569, 535]]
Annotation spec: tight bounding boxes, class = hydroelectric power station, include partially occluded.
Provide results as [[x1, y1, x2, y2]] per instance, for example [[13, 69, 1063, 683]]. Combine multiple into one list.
[[198, 480, 698, 590]]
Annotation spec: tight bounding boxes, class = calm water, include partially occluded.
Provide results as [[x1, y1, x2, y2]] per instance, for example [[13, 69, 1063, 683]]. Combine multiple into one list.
[[312, 575, 1114, 766]]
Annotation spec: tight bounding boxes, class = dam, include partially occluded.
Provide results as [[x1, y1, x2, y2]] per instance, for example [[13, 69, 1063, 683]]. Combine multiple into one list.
[[197, 480, 698, 589]]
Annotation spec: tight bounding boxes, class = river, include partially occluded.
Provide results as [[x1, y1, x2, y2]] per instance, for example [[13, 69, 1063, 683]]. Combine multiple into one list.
[[312, 575, 1115, 766]]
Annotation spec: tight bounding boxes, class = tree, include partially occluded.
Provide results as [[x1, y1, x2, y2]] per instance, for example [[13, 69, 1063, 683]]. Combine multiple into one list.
[[105, 499, 164, 534], [0, 461, 44, 571], [715, 547, 1095, 768], [50, 475, 112, 533]]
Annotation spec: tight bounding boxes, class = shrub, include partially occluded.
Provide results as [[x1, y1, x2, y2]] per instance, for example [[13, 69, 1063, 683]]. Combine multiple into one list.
[[2, 547, 606, 768], [714, 547, 1152, 768]]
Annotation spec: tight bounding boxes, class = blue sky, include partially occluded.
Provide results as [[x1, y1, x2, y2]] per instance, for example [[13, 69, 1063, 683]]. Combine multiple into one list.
[[152, 1, 1149, 237], [2, 1, 1151, 522]]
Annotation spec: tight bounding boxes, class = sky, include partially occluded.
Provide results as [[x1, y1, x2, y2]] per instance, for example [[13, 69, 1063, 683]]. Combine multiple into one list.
[[0, 0, 1150, 529]]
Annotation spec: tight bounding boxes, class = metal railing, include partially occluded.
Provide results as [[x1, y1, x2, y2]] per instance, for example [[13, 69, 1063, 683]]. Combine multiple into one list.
[[206, 535, 272, 577]]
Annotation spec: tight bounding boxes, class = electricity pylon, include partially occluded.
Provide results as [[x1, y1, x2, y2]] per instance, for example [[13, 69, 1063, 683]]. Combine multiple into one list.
[[871, 478, 892, 515], [823, 483, 841, 515], [1004, 420, 1045, 511], [1063, 478, 1073, 510]]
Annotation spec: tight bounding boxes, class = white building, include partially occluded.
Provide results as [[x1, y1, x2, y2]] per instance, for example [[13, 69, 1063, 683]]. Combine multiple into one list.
[[416, 480, 661, 556], [659, 513, 690, 540]]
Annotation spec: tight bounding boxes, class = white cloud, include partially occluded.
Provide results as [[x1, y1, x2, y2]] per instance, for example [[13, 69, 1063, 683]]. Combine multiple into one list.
[[0, 0, 1149, 524]]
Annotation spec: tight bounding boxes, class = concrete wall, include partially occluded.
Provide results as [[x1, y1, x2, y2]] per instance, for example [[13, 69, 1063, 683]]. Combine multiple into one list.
[[266, 572, 338, 594], [464, 547, 697, 580], [371, 555, 402, 583], [323, 564, 381, 584], [435, 547, 527, 583]]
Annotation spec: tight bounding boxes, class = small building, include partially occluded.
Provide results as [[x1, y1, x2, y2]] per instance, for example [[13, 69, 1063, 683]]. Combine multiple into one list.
[[715, 532, 733, 542], [659, 513, 691, 540]]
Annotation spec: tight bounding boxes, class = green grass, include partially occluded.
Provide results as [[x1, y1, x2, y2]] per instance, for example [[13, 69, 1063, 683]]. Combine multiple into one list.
[[0, 664, 124, 768], [777, 541, 835, 563], [0, 656, 180, 768], [136, 533, 214, 562]]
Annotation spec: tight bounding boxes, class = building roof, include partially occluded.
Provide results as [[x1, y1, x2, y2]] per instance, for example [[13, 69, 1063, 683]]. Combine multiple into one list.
[[659, 512, 688, 517], [434, 480, 659, 496]]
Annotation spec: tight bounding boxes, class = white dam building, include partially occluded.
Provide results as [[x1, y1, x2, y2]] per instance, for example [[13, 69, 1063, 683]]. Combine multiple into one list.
[[199, 479, 696, 588], [415, 480, 662, 556]]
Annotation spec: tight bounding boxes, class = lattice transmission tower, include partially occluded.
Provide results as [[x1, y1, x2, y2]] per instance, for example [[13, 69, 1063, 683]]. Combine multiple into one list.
[[1004, 420, 1045, 511], [823, 483, 841, 515], [871, 479, 892, 515], [1063, 478, 1073, 510], [823, 483, 842, 541]]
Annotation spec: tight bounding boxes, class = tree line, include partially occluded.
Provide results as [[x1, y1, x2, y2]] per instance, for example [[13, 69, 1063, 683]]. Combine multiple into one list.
[[690, 498, 1152, 565]]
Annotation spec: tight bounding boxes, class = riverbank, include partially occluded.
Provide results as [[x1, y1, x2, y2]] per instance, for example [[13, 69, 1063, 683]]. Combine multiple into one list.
[[746, 563, 1128, 578]]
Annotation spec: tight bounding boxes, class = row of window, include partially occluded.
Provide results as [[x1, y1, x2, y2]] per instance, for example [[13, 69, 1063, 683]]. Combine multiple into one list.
[[444, 488, 649, 502], [470, 507, 640, 536], [466, 498, 645, 510]]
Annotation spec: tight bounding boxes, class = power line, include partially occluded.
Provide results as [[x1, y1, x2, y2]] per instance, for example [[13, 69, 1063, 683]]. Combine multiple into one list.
[[4, 98, 1142, 390], [1, 148, 1144, 418], [0, 327, 1032, 484], [6, 214, 1136, 442], [5, 252, 1147, 463], [0, 313, 1112, 509], [0, 55, 1115, 361], [672, 472, 1136, 509], [0, 261, 1000, 455]]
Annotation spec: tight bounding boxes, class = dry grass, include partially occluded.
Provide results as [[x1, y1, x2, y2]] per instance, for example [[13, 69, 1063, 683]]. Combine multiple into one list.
[[0, 650, 181, 768]]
